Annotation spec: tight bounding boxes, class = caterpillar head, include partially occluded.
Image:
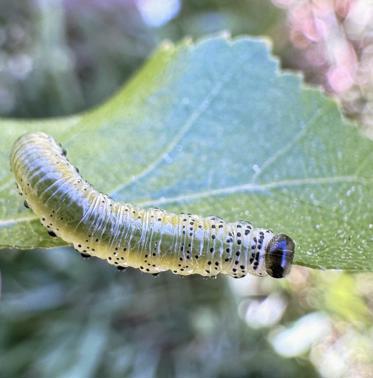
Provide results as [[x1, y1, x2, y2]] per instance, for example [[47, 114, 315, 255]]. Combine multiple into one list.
[[265, 234, 295, 278]]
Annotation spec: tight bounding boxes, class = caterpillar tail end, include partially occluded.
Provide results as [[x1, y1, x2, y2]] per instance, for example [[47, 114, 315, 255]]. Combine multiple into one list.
[[265, 234, 295, 279]]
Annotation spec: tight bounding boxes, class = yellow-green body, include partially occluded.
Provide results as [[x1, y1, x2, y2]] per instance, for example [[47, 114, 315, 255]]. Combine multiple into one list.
[[11, 132, 294, 278]]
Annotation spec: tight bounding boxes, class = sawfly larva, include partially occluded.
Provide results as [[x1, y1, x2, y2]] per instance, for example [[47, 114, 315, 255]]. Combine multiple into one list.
[[10, 132, 295, 279]]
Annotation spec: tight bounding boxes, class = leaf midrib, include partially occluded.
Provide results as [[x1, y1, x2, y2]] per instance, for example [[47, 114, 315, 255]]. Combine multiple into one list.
[[1, 175, 367, 230]]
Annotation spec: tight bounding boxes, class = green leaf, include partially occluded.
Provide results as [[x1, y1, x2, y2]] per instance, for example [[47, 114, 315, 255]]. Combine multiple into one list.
[[0, 36, 372, 271]]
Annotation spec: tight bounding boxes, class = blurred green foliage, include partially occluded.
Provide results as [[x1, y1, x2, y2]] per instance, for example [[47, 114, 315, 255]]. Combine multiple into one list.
[[0, 1, 372, 378], [0, 0, 285, 118], [0, 250, 318, 378]]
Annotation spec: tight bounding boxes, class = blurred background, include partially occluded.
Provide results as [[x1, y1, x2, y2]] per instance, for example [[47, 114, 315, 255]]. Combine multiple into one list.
[[1, 1, 373, 377]]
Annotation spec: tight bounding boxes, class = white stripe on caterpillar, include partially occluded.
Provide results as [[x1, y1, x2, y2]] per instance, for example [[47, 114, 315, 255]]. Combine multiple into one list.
[[10, 132, 295, 278]]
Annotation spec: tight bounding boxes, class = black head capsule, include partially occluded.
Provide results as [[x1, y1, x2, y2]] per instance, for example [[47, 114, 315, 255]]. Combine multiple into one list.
[[265, 234, 295, 279]]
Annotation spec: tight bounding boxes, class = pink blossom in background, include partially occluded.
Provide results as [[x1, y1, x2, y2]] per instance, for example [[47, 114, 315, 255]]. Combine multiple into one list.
[[272, 0, 373, 137], [335, 0, 354, 18], [327, 65, 355, 93]]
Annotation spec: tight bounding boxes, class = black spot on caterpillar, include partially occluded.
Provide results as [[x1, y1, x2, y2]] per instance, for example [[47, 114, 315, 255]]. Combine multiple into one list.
[[48, 230, 57, 237], [10, 132, 295, 279]]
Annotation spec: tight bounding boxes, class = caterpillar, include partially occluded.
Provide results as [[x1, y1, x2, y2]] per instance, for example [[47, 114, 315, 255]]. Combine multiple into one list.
[[10, 132, 295, 279]]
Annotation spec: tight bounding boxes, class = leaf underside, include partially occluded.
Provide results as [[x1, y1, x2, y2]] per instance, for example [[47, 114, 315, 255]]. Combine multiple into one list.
[[0, 36, 372, 271]]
